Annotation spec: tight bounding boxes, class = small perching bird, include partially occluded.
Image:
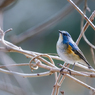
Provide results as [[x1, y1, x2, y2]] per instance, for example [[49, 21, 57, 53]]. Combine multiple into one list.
[[56, 30, 93, 69]]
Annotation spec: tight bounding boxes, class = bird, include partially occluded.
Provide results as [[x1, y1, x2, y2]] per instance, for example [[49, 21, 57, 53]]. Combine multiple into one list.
[[56, 30, 93, 69]]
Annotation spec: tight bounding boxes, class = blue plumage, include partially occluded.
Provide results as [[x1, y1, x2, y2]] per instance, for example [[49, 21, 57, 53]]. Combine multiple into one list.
[[69, 42, 79, 51], [57, 30, 93, 69]]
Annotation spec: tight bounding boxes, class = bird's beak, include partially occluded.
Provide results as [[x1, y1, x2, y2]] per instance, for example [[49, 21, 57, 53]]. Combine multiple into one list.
[[58, 30, 63, 40], [58, 30, 62, 34]]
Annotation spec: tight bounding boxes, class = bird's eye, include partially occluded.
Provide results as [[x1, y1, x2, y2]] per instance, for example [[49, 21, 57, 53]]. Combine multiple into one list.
[[63, 33, 67, 36]]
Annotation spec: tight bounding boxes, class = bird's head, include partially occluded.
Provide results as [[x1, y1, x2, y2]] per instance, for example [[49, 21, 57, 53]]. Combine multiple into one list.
[[58, 30, 71, 43]]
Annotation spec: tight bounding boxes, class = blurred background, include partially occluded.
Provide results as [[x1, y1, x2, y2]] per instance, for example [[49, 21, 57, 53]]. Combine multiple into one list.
[[0, 0, 95, 95]]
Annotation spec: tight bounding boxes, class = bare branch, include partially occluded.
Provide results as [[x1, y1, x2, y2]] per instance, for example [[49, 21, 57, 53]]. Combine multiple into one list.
[[76, 10, 95, 45], [76, 9, 95, 43], [67, 0, 95, 30], [83, 33, 95, 49], [4, 28, 12, 34], [51, 63, 68, 95], [0, 63, 29, 68], [80, 0, 87, 31], [66, 74, 95, 91], [0, 61, 95, 78]]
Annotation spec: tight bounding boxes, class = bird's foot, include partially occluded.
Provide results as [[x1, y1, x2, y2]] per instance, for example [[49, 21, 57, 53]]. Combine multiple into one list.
[[72, 63, 75, 70]]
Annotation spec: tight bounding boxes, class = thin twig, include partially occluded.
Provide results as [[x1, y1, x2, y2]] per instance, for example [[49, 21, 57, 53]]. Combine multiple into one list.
[[53, 63, 70, 95], [67, 0, 95, 30], [66, 74, 95, 91], [0, 63, 29, 68], [4, 28, 12, 34], [29, 54, 58, 81], [59, 64, 89, 77], [0, 61, 95, 79], [51, 74, 61, 95], [76, 10, 95, 45], [80, 0, 87, 31], [83, 33, 95, 49], [56, 64, 70, 95]]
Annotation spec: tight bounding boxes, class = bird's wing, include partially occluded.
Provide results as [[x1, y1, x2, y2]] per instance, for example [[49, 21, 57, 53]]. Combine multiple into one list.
[[68, 42, 89, 64], [68, 42, 92, 69]]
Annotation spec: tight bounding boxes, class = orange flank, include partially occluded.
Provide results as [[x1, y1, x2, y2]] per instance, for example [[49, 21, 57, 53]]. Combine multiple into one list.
[[67, 44, 73, 53], [67, 44, 80, 60], [67, 45, 77, 56]]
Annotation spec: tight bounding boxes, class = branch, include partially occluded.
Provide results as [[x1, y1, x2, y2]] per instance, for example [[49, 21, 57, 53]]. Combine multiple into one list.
[[0, 61, 95, 78], [67, 0, 95, 30], [66, 74, 95, 91], [0, 63, 29, 68], [76, 10, 95, 45], [51, 63, 69, 95]]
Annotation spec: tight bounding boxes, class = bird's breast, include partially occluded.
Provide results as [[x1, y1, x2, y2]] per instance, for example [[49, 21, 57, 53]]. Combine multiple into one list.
[[57, 43, 80, 63]]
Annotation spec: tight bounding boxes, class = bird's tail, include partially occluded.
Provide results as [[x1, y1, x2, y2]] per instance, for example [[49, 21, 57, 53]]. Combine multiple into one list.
[[88, 65, 94, 69], [83, 59, 94, 69], [85, 61, 94, 69]]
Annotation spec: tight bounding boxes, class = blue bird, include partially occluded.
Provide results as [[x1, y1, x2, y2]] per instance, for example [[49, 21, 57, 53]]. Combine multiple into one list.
[[56, 30, 93, 69]]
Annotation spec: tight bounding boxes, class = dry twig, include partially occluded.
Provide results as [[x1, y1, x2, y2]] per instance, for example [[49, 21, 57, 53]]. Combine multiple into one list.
[[67, 0, 95, 30]]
